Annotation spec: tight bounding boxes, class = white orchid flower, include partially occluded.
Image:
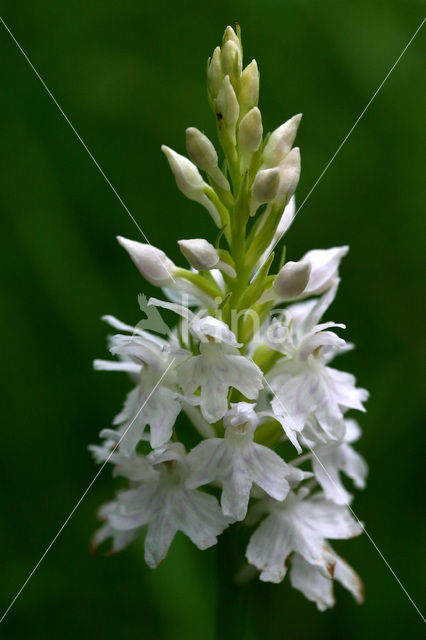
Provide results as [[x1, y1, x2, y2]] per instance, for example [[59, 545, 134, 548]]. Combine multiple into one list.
[[93, 443, 228, 567], [187, 402, 308, 520], [246, 490, 362, 583]]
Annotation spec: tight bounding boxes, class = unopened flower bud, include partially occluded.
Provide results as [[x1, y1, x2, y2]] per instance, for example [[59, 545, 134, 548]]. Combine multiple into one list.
[[215, 75, 239, 126], [117, 236, 175, 286], [222, 25, 241, 48], [275, 147, 301, 204], [185, 128, 230, 190], [262, 114, 302, 168], [221, 40, 242, 87], [238, 60, 259, 118], [161, 145, 222, 226], [162, 145, 205, 197], [252, 167, 280, 204], [207, 47, 222, 98], [273, 260, 311, 300], [239, 107, 263, 155], [178, 238, 219, 271]]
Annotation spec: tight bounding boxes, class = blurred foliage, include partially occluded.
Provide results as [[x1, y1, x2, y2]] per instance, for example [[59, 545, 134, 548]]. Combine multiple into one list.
[[0, 1, 425, 638]]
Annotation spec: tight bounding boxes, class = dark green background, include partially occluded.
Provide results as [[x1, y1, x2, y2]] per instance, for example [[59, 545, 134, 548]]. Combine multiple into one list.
[[0, 1, 425, 638]]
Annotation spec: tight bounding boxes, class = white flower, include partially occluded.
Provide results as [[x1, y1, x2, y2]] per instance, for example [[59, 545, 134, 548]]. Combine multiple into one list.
[[103, 377, 181, 453], [95, 443, 228, 568], [148, 300, 263, 423], [187, 403, 307, 520], [267, 288, 368, 451], [246, 490, 362, 583], [289, 545, 364, 610], [94, 315, 184, 450], [307, 419, 368, 505], [178, 321, 263, 423]]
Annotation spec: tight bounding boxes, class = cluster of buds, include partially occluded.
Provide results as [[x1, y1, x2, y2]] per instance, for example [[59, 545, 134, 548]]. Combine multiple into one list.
[[90, 26, 368, 611]]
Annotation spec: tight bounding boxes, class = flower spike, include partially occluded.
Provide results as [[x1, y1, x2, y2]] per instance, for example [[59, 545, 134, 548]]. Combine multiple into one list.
[[91, 25, 369, 613]]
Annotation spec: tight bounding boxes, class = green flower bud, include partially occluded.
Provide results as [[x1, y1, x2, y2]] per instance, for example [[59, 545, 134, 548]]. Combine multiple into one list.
[[215, 75, 239, 127], [238, 60, 259, 118], [178, 238, 219, 270], [238, 107, 263, 172], [161, 145, 222, 226], [186, 127, 218, 170], [221, 40, 242, 88], [273, 260, 311, 300], [252, 167, 280, 204], [186, 127, 230, 190], [222, 25, 241, 49], [117, 236, 175, 287], [207, 46, 222, 98], [275, 147, 301, 205], [262, 114, 302, 168]]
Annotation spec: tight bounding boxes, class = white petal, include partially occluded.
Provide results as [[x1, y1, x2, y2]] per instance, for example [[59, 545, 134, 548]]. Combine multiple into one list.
[[339, 443, 368, 490], [246, 511, 293, 583], [101, 314, 168, 347], [299, 494, 363, 540], [113, 386, 139, 425], [93, 359, 141, 375], [108, 485, 161, 531], [290, 554, 335, 611], [298, 331, 346, 362], [219, 452, 254, 520], [224, 354, 263, 399], [325, 367, 369, 412], [332, 546, 364, 604], [148, 297, 195, 323], [186, 438, 228, 488], [301, 246, 349, 296], [142, 386, 181, 448], [144, 494, 178, 568], [249, 444, 294, 501], [92, 521, 140, 554], [312, 446, 352, 505], [175, 488, 228, 549]]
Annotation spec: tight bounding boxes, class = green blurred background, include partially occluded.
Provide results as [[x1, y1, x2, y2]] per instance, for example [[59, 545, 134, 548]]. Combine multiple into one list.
[[0, 1, 425, 638]]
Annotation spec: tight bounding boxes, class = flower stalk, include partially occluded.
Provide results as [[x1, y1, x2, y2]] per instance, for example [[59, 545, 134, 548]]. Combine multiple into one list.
[[90, 24, 369, 614]]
